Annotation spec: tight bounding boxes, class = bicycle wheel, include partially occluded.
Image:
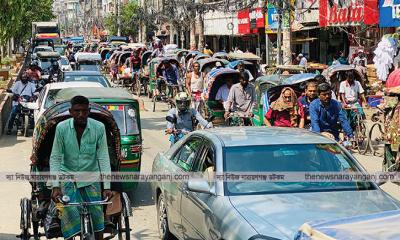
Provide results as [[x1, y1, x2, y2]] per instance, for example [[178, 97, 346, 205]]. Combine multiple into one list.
[[117, 215, 131, 240], [369, 123, 385, 157], [19, 198, 31, 240], [354, 116, 368, 154]]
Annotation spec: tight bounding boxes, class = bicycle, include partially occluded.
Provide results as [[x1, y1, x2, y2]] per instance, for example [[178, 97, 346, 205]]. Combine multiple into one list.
[[343, 106, 368, 154], [58, 196, 111, 240], [368, 108, 385, 157], [152, 77, 181, 112]]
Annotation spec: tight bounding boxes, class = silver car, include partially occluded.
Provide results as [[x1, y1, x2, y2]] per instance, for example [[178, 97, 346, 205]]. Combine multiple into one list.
[[152, 127, 400, 240]]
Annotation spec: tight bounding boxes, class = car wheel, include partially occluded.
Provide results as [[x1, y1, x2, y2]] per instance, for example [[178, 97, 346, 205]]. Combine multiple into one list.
[[157, 193, 172, 240]]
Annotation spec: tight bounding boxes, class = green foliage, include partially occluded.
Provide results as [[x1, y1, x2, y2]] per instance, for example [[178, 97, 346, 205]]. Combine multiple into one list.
[[0, 0, 54, 45], [104, 0, 147, 38], [1, 57, 12, 66]]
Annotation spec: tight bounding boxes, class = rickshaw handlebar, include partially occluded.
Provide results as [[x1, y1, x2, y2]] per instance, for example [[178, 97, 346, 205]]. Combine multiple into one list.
[[57, 196, 111, 207]]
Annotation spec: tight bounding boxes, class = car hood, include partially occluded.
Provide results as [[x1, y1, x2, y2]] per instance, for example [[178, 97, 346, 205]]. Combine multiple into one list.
[[229, 190, 400, 239]]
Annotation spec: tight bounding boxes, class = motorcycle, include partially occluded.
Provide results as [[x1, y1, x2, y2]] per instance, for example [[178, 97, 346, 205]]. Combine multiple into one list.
[[10, 94, 36, 137]]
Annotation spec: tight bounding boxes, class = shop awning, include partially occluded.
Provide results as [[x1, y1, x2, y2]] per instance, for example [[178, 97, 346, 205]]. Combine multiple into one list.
[[293, 25, 320, 32], [292, 37, 318, 43]]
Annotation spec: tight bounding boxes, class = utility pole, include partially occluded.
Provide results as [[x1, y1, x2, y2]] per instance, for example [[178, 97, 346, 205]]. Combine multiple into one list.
[[276, 1, 282, 65], [117, 0, 121, 36], [196, 0, 205, 51], [282, 0, 292, 65]]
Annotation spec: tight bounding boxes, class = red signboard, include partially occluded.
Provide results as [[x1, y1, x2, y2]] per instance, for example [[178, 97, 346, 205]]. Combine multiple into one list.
[[238, 9, 251, 34], [319, 0, 378, 27], [250, 8, 265, 29]]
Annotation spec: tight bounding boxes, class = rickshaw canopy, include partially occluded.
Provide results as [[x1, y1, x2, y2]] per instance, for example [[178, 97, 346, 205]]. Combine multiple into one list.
[[206, 68, 241, 101], [275, 65, 307, 74], [54, 87, 139, 103], [194, 53, 210, 61], [213, 52, 228, 59], [227, 60, 253, 69], [228, 52, 261, 61], [322, 64, 365, 80], [141, 50, 153, 65], [185, 51, 202, 62], [281, 73, 317, 85], [197, 58, 228, 72], [255, 74, 288, 87]]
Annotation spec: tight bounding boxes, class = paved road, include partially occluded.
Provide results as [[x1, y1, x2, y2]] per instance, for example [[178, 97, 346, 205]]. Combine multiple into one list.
[[0, 98, 399, 239]]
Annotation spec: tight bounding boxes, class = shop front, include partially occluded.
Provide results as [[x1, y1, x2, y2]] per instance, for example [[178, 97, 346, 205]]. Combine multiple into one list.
[[318, 0, 379, 64]]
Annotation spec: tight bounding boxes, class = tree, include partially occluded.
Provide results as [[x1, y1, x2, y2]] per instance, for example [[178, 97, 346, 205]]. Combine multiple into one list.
[[104, 0, 144, 39]]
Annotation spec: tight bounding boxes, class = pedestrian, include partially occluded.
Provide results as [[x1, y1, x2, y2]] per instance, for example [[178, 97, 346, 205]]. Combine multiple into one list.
[[352, 49, 367, 66], [331, 55, 341, 66], [339, 71, 367, 108], [50, 95, 113, 240], [309, 83, 354, 141], [203, 44, 214, 56], [264, 87, 305, 128], [297, 54, 308, 67], [186, 61, 204, 110]]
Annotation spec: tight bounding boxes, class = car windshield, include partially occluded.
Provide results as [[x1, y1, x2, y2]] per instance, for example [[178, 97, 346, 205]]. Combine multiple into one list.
[[224, 144, 375, 195], [104, 105, 139, 135], [55, 47, 64, 54], [64, 75, 110, 87], [44, 89, 62, 109]]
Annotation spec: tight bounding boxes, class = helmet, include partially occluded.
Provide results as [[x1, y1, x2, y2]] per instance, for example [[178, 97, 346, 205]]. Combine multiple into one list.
[[175, 92, 191, 112], [30, 60, 39, 68]]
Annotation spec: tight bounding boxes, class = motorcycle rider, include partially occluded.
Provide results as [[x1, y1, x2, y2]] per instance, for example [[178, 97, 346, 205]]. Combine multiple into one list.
[[7, 74, 36, 135], [26, 61, 42, 82], [166, 92, 212, 143]]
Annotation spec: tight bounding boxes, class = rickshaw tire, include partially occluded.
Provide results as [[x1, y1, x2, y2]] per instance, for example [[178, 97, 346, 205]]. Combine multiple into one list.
[[24, 115, 29, 137], [117, 216, 131, 240], [32, 221, 39, 240], [19, 198, 31, 239]]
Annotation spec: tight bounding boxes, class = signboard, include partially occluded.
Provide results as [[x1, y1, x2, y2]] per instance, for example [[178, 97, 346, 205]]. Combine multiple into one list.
[[268, 6, 279, 30], [238, 9, 251, 34], [319, 0, 379, 27], [250, 8, 265, 29], [379, 0, 400, 27]]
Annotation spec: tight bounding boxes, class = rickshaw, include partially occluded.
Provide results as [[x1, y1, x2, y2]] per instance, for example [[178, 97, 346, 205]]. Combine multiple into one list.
[[54, 87, 142, 179], [137, 50, 153, 96], [382, 72, 400, 173], [194, 53, 210, 62], [227, 60, 258, 80], [252, 74, 288, 126], [148, 57, 182, 112], [203, 68, 241, 126], [74, 52, 102, 71], [185, 51, 203, 71], [18, 101, 132, 240], [176, 49, 189, 65], [322, 64, 367, 97], [116, 51, 136, 89], [197, 57, 228, 76], [268, 65, 308, 75], [212, 52, 228, 60]]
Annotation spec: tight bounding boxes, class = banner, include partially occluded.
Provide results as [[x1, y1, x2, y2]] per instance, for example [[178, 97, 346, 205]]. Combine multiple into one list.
[[379, 0, 400, 27], [267, 6, 279, 30], [319, 0, 379, 27], [250, 7, 265, 29], [238, 9, 251, 34]]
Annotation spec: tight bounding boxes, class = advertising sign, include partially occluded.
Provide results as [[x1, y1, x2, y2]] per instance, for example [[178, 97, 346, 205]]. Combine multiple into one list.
[[238, 9, 250, 34], [379, 0, 400, 27], [250, 8, 265, 29], [268, 6, 279, 30], [319, 0, 379, 27]]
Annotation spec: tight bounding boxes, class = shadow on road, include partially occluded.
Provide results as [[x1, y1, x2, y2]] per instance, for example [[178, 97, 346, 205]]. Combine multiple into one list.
[[140, 117, 166, 131], [0, 134, 27, 148], [130, 182, 155, 207], [0, 233, 19, 240]]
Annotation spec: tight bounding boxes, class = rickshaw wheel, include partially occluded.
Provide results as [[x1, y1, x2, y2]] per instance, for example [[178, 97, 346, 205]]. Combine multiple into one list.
[[117, 215, 130, 240], [136, 77, 141, 97], [32, 221, 40, 240]]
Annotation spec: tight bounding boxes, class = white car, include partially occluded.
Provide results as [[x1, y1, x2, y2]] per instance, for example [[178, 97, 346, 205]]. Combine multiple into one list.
[[33, 81, 103, 122], [32, 46, 54, 58], [59, 56, 72, 71]]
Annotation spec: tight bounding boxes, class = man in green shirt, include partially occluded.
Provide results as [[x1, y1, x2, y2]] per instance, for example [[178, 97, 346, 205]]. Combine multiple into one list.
[[50, 95, 112, 240]]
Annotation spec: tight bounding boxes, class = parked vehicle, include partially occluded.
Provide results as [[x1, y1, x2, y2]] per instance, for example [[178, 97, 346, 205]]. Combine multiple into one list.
[[60, 71, 111, 87], [31, 81, 104, 122], [152, 127, 400, 240], [18, 101, 132, 240], [53, 87, 143, 190]]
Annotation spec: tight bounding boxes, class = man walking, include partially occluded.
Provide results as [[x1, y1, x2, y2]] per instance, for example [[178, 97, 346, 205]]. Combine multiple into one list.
[[50, 96, 112, 240]]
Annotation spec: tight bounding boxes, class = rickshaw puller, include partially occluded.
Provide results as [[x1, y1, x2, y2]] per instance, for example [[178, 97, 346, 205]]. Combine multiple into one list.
[[224, 72, 256, 123], [310, 83, 354, 142], [50, 96, 113, 240], [158, 60, 181, 95]]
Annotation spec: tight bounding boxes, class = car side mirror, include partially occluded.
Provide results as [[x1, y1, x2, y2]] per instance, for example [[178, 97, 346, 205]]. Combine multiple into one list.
[[187, 179, 215, 195]]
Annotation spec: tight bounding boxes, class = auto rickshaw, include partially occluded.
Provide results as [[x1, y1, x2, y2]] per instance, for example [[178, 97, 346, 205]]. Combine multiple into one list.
[[149, 57, 182, 111], [203, 68, 241, 126], [18, 101, 132, 240], [322, 64, 367, 97], [53, 87, 143, 182], [74, 52, 102, 71], [36, 51, 61, 83], [252, 74, 288, 126]]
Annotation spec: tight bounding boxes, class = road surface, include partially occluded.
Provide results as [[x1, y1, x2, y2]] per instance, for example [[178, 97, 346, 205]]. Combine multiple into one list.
[[0, 98, 399, 239]]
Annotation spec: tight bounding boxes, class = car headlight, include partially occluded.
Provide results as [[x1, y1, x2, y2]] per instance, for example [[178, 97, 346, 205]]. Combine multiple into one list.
[[249, 235, 282, 240]]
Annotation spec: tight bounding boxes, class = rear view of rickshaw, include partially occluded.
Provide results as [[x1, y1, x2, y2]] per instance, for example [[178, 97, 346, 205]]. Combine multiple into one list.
[[203, 68, 241, 126], [18, 101, 132, 240], [382, 73, 400, 173], [148, 57, 182, 112], [138, 50, 153, 96]]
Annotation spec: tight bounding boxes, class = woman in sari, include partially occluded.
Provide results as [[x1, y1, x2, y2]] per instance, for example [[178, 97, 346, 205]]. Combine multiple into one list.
[[264, 87, 305, 128]]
